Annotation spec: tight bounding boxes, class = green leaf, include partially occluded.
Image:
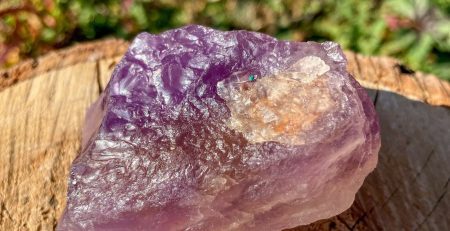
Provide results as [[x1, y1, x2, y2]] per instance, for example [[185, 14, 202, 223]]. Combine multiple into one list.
[[359, 19, 387, 54], [379, 32, 416, 55], [130, 3, 148, 29], [385, 0, 415, 18], [406, 34, 434, 67], [41, 28, 56, 42]]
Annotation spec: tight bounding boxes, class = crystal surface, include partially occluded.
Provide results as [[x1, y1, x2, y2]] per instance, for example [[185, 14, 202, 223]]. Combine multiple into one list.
[[58, 25, 380, 230]]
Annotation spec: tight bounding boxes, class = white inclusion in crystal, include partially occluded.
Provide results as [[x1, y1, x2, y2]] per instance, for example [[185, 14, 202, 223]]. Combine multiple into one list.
[[260, 107, 279, 123], [217, 57, 333, 146], [289, 56, 330, 83]]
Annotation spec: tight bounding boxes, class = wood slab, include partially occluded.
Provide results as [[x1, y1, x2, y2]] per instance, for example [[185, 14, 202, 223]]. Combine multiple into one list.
[[0, 39, 449, 230]]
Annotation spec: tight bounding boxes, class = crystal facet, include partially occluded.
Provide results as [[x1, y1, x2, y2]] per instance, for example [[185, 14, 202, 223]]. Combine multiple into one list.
[[58, 25, 380, 231]]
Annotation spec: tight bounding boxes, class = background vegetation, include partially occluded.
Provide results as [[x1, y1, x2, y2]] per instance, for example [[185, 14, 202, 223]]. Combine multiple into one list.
[[1, 0, 449, 80]]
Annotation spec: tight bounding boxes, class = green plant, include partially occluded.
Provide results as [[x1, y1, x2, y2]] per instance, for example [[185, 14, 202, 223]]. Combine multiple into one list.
[[1, 0, 449, 80], [0, 0, 72, 66], [382, 0, 450, 79]]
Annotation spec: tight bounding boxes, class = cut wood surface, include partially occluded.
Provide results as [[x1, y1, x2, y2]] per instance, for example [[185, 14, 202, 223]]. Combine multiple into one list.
[[0, 39, 449, 230]]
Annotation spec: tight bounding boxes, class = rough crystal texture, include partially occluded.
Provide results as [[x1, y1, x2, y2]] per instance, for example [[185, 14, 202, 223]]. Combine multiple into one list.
[[58, 25, 380, 231]]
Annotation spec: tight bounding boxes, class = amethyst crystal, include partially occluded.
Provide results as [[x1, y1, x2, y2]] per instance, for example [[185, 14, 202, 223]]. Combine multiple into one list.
[[58, 25, 380, 230]]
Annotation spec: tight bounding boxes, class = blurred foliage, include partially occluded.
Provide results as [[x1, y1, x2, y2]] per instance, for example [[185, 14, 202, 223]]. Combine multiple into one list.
[[1, 0, 449, 80]]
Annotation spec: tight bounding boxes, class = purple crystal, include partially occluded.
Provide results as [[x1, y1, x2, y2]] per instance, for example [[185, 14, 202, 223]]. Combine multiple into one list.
[[58, 25, 380, 230]]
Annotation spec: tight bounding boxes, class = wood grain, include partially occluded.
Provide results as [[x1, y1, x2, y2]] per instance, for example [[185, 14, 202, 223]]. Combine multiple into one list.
[[0, 63, 100, 230], [0, 39, 449, 230], [0, 39, 128, 92], [345, 51, 450, 107]]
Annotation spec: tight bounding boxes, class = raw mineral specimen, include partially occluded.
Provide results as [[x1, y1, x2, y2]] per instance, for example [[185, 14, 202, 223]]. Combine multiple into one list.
[[58, 25, 380, 230]]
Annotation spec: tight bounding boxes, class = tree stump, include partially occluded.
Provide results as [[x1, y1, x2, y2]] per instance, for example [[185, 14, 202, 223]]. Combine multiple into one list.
[[0, 39, 448, 231]]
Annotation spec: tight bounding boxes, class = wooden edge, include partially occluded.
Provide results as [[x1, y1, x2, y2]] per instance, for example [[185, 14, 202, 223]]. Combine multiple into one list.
[[0, 38, 128, 91], [1, 39, 449, 107], [344, 51, 450, 107]]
